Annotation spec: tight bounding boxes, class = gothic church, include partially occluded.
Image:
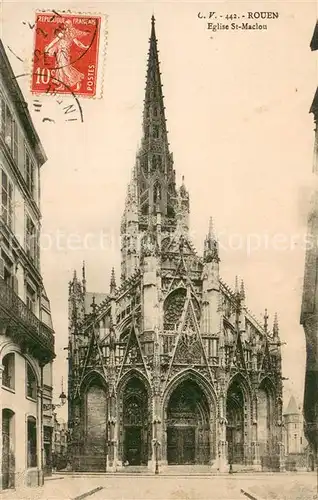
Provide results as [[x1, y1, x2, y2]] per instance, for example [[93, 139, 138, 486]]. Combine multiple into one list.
[[67, 17, 284, 473]]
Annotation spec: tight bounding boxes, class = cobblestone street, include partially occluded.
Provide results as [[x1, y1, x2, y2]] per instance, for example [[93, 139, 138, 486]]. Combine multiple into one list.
[[0, 472, 317, 500]]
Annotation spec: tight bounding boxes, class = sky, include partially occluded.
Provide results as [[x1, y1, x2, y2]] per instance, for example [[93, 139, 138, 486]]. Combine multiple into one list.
[[0, 0, 317, 418]]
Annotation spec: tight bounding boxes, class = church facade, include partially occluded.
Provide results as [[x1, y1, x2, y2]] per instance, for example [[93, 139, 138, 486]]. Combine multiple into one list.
[[67, 17, 284, 473]]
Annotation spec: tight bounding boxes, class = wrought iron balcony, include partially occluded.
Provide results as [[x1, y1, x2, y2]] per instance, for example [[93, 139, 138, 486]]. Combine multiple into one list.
[[0, 276, 55, 361]]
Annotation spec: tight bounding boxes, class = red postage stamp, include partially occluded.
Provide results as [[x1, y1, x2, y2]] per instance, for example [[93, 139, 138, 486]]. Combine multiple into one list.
[[31, 11, 103, 97]]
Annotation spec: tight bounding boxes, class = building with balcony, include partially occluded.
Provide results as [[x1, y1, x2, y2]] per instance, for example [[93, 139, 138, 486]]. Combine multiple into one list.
[[67, 17, 284, 474], [0, 40, 55, 490]]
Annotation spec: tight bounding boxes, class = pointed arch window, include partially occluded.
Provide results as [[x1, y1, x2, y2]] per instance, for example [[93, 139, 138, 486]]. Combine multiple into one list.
[[140, 155, 148, 175], [164, 288, 187, 331], [153, 125, 160, 139], [123, 378, 147, 426], [124, 398, 143, 425], [153, 182, 161, 206], [152, 155, 163, 174]]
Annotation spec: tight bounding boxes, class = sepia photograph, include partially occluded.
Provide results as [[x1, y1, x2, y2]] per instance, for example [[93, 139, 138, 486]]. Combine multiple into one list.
[[0, 1, 317, 499]]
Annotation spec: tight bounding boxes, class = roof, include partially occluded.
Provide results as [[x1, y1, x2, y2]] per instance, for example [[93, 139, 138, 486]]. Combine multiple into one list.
[[0, 39, 47, 166], [284, 395, 299, 415]]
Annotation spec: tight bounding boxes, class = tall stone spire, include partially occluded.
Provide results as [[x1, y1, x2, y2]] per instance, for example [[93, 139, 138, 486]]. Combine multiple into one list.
[[137, 16, 177, 223], [142, 15, 169, 153], [120, 16, 179, 282]]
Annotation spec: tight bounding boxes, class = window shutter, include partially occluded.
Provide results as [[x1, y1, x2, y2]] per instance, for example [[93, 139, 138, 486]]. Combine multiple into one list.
[[12, 275, 19, 294], [4, 106, 12, 148], [12, 120, 18, 162], [0, 97, 5, 136], [0, 257, 4, 279]]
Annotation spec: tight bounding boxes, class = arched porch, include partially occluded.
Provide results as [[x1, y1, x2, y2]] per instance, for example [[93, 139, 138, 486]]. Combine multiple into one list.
[[117, 372, 152, 467], [226, 375, 251, 466], [162, 372, 217, 466], [75, 371, 108, 472]]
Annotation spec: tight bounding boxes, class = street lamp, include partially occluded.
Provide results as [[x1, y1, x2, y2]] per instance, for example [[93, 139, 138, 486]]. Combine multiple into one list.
[[43, 378, 67, 411], [43, 390, 67, 411]]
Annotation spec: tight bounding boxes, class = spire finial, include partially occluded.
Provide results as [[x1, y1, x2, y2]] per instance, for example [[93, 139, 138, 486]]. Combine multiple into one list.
[[110, 267, 116, 295], [82, 261, 86, 292], [235, 276, 239, 293], [91, 295, 97, 315], [203, 217, 219, 263], [273, 312, 279, 339], [208, 216, 214, 238], [240, 279, 245, 301], [264, 308, 269, 332], [151, 14, 155, 25]]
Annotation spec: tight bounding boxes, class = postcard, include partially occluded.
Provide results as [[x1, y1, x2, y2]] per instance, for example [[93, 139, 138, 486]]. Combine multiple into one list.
[[0, 2, 316, 499]]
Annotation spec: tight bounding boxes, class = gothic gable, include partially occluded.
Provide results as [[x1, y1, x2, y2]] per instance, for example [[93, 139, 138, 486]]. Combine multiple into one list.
[[75, 326, 106, 397], [118, 324, 148, 379], [168, 288, 209, 370]]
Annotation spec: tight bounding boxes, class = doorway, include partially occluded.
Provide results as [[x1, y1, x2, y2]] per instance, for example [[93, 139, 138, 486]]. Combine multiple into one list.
[[122, 377, 149, 466], [226, 380, 245, 465], [124, 427, 142, 465], [167, 427, 195, 464], [166, 379, 210, 465]]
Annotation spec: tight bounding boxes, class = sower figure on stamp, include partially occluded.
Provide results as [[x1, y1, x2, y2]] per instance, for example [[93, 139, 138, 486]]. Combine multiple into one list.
[[44, 19, 89, 91]]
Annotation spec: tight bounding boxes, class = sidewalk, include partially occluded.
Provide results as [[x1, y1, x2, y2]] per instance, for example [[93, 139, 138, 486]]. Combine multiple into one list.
[[0, 477, 103, 500]]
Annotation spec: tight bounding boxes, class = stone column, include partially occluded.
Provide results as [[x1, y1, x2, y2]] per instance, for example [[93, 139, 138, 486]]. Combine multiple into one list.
[[276, 422, 285, 472], [251, 421, 261, 469], [107, 414, 117, 472], [151, 415, 162, 473], [113, 419, 119, 469], [0, 364, 3, 490], [216, 417, 228, 472], [250, 388, 261, 470], [213, 386, 228, 472]]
